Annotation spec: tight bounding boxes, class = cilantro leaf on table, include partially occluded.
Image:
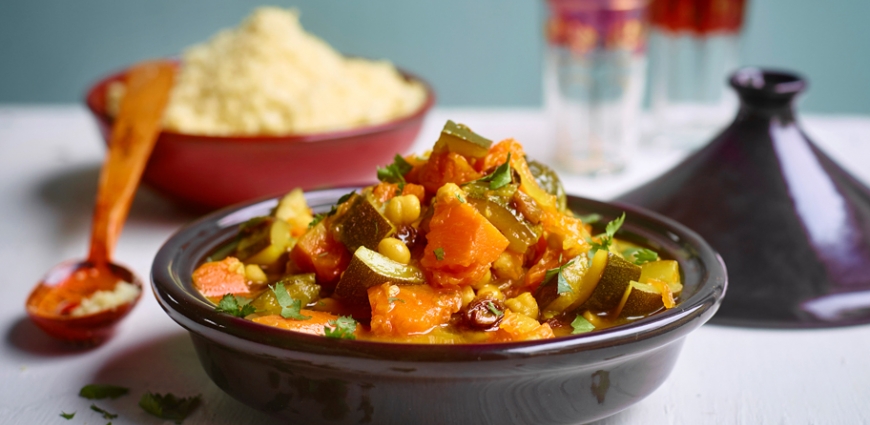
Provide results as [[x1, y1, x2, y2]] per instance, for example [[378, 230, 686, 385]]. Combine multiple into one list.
[[90, 404, 118, 420], [79, 384, 129, 400], [272, 282, 311, 320], [324, 316, 357, 340], [589, 213, 626, 253], [377, 154, 413, 190], [59, 411, 75, 420], [478, 153, 512, 190], [139, 392, 201, 423], [570, 315, 596, 334], [214, 294, 256, 318], [624, 247, 659, 265]]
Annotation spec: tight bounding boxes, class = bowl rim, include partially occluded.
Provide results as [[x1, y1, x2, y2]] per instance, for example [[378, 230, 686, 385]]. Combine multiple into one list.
[[152, 189, 727, 360], [84, 60, 436, 144]]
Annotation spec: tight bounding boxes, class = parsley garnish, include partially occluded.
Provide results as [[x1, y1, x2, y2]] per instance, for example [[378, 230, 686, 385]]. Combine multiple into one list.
[[576, 213, 602, 224], [388, 297, 405, 304], [272, 282, 311, 320], [543, 256, 575, 295], [625, 247, 659, 265], [90, 404, 117, 420], [139, 392, 201, 423], [214, 294, 256, 318], [59, 412, 75, 420], [478, 153, 512, 190], [309, 190, 357, 228], [324, 316, 357, 340], [377, 154, 413, 190], [485, 301, 504, 317], [433, 247, 445, 261], [590, 213, 626, 253], [79, 384, 129, 400], [571, 315, 596, 334]]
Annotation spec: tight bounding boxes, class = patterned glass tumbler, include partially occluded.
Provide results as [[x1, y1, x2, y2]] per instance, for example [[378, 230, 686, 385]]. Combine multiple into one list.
[[545, 0, 650, 175]]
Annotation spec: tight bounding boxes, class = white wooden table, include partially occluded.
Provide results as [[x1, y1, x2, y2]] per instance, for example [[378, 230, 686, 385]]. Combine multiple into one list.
[[2, 106, 869, 424]]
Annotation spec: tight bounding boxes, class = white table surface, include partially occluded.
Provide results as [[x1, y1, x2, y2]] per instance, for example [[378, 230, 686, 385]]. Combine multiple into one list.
[[2, 105, 870, 424]]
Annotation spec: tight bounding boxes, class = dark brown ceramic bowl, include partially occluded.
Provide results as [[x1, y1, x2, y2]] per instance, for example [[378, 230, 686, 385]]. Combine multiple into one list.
[[85, 65, 434, 211], [151, 189, 727, 425]]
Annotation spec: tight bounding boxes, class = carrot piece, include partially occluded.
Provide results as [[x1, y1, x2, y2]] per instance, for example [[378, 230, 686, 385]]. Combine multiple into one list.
[[523, 245, 562, 291], [489, 310, 555, 342], [480, 139, 557, 211], [413, 152, 481, 195], [401, 183, 426, 203], [541, 209, 591, 259], [372, 182, 400, 203], [192, 257, 250, 298], [251, 310, 345, 337], [368, 283, 462, 337], [289, 220, 350, 287], [420, 184, 510, 287]]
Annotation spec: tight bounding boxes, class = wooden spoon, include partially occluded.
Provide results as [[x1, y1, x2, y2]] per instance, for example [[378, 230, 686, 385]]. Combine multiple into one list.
[[26, 61, 174, 343]]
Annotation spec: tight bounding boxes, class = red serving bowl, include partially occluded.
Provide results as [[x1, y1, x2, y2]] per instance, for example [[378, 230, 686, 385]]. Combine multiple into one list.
[[85, 65, 434, 210]]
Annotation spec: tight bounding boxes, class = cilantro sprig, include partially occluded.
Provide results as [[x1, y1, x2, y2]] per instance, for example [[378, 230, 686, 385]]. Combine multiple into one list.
[[571, 314, 596, 334], [624, 247, 659, 265], [543, 255, 576, 295], [324, 316, 357, 340], [272, 282, 311, 320], [309, 190, 356, 228], [139, 392, 201, 423], [215, 294, 256, 318], [377, 154, 413, 190], [589, 213, 626, 253], [79, 384, 129, 400]]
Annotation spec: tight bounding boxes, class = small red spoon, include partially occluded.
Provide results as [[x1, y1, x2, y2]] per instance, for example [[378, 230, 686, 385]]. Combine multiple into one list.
[[26, 61, 174, 343]]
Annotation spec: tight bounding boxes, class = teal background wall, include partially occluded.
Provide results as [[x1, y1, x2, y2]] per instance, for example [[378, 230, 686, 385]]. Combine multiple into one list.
[[1, 0, 868, 113]]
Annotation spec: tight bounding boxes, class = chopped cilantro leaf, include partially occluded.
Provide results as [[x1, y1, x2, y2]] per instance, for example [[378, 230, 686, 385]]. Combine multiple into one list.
[[336, 191, 356, 205], [139, 392, 201, 423], [590, 212, 626, 253], [324, 316, 357, 340], [90, 404, 117, 420], [79, 384, 129, 400], [308, 212, 327, 228], [625, 247, 659, 265], [543, 257, 575, 295], [272, 283, 311, 320], [478, 153, 512, 190], [571, 315, 596, 334], [377, 154, 413, 189], [433, 247, 445, 261], [388, 297, 405, 304], [455, 193, 465, 203], [215, 294, 256, 318], [485, 301, 504, 317], [59, 411, 75, 420], [576, 213, 602, 224]]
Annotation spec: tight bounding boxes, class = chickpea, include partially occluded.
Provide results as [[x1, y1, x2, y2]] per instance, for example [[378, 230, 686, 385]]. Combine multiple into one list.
[[385, 195, 421, 226], [245, 264, 268, 284], [505, 292, 539, 319], [378, 237, 411, 264], [476, 283, 505, 301], [471, 269, 492, 290], [460, 286, 476, 308]]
